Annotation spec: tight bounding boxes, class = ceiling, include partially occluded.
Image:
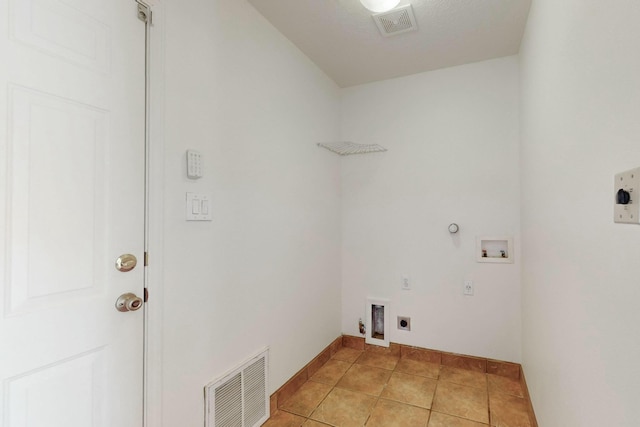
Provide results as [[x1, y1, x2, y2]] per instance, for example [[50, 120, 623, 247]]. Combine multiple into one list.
[[248, 0, 532, 87]]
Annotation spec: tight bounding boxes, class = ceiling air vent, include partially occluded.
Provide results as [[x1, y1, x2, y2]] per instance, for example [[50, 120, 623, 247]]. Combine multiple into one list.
[[372, 4, 418, 37]]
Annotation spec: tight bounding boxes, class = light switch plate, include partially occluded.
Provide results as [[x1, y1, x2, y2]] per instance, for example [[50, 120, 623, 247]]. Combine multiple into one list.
[[186, 192, 212, 221], [614, 167, 640, 224]]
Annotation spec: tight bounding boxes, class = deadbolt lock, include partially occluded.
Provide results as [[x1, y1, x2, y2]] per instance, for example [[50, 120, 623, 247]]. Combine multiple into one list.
[[115, 293, 143, 312], [115, 254, 137, 272]]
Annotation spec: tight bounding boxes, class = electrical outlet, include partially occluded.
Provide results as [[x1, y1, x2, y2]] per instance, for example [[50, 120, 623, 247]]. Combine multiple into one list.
[[401, 276, 411, 290], [614, 167, 640, 224], [463, 280, 474, 296], [397, 316, 411, 331]]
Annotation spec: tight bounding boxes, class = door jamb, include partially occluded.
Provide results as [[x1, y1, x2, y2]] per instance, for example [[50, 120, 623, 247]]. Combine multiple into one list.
[[140, 0, 165, 425]]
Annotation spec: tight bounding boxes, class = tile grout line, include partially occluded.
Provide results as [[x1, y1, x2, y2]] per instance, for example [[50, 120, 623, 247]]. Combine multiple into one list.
[[279, 346, 353, 425], [358, 349, 382, 426], [427, 378, 439, 427], [424, 357, 441, 427], [362, 351, 398, 426], [309, 349, 361, 427], [486, 371, 492, 426]]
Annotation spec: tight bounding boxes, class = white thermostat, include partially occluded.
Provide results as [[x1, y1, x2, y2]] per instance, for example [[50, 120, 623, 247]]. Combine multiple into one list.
[[186, 150, 203, 179], [614, 167, 640, 224]]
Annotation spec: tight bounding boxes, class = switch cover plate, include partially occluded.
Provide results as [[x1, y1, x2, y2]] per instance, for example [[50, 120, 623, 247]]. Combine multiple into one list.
[[614, 167, 640, 224], [186, 192, 212, 221]]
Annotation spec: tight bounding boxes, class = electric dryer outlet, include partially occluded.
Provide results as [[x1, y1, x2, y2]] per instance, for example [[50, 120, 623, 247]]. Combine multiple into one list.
[[397, 316, 411, 331]]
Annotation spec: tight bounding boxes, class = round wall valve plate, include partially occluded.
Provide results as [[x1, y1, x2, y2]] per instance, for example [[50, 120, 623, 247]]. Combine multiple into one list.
[[115, 254, 137, 272]]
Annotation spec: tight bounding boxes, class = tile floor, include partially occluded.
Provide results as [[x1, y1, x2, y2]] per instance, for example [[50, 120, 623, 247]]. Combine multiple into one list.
[[263, 347, 532, 427]]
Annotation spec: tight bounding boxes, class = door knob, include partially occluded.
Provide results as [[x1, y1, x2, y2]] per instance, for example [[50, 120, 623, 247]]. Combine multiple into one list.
[[115, 293, 143, 312], [115, 254, 137, 272]]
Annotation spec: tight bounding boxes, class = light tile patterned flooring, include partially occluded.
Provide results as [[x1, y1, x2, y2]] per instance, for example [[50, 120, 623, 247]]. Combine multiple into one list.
[[263, 347, 532, 427]]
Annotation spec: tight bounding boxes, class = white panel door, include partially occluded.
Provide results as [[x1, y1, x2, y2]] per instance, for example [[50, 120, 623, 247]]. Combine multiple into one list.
[[0, 0, 146, 425]]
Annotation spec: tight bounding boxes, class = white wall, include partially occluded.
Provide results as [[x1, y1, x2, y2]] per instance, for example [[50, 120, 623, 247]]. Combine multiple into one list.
[[161, 0, 342, 425], [340, 57, 522, 363], [520, 1, 640, 425]]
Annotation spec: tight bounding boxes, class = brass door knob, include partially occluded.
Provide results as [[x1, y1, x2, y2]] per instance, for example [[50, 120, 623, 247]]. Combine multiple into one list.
[[115, 293, 143, 312], [115, 254, 137, 272]]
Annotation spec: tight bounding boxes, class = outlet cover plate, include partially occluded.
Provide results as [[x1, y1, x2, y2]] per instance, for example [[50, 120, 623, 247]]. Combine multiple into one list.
[[464, 280, 474, 296]]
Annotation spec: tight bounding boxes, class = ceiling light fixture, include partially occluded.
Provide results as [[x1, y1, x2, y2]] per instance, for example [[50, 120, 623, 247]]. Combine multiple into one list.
[[359, 0, 401, 13]]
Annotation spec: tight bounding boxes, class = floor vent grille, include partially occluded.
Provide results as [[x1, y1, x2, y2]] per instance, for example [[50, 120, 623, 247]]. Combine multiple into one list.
[[205, 348, 269, 427]]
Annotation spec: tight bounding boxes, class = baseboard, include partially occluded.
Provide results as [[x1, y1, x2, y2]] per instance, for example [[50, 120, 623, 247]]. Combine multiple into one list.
[[341, 335, 521, 379], [269, 336, 343, 417], [520, 365, 539, 427]]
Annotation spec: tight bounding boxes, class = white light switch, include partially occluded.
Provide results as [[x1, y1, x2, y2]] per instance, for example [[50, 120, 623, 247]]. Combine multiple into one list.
[[614, 167, 640, 224], [186, 192, 212, 221]]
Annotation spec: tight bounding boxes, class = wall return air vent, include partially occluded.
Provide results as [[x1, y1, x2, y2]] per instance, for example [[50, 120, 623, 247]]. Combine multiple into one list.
[[372, 4, 418, 37], [205, 348, 269, 427]]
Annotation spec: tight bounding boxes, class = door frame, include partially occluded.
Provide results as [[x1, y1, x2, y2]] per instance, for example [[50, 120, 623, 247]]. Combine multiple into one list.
[[140, 0, 165, 425]]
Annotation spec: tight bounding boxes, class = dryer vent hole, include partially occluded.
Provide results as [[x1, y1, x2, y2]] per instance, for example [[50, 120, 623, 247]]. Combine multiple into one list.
[[371, 305, 385, 339]]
